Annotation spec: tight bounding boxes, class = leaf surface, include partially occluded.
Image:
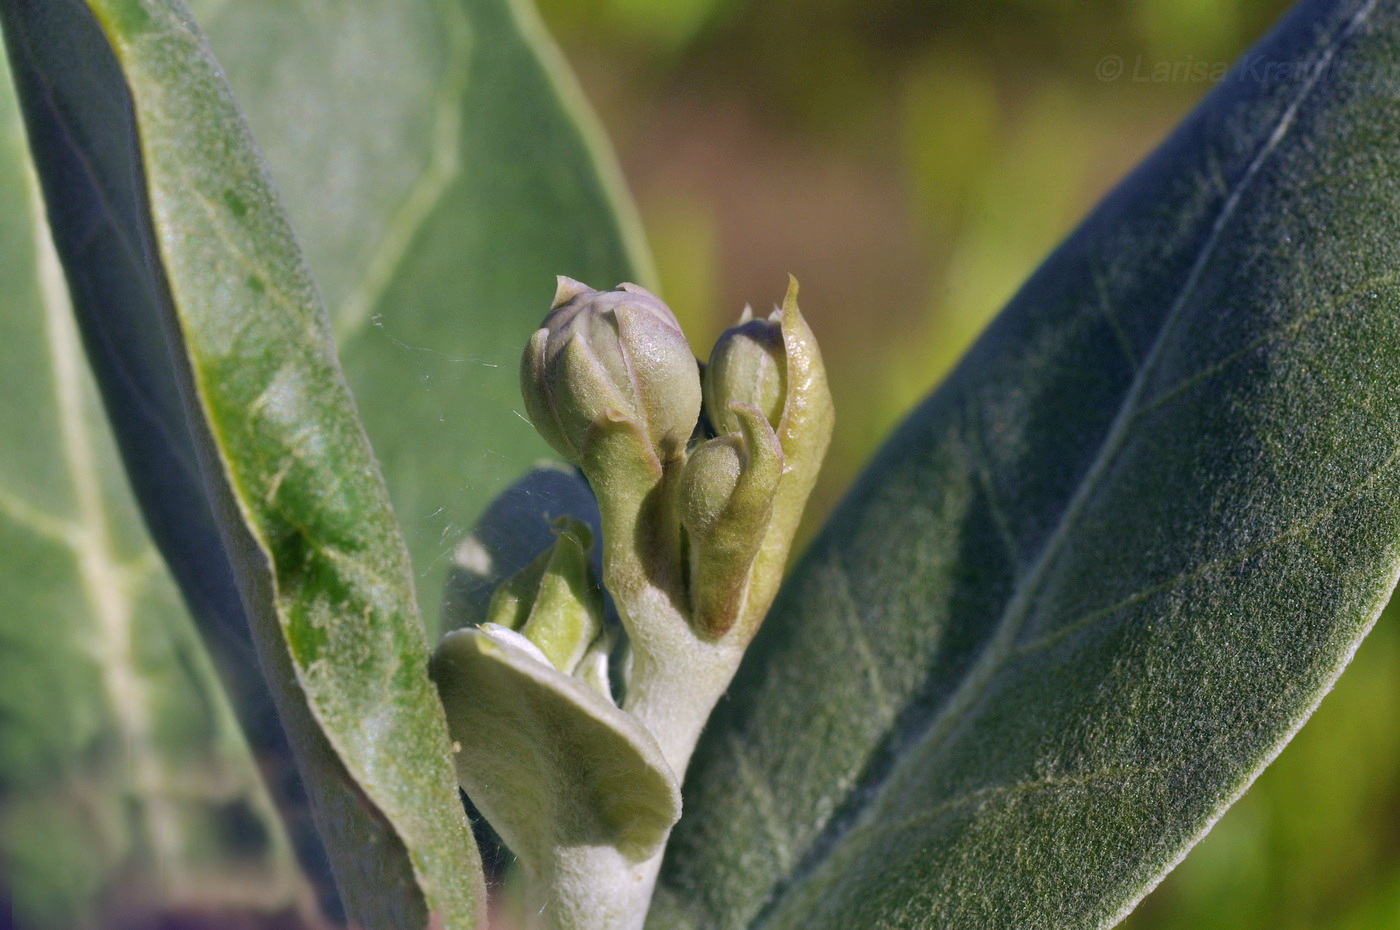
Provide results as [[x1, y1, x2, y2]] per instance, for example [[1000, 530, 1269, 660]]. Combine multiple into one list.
[[0, 0, 344, 913], [655, 1, 1400, 927], [0, 38, 310, 930], [196, 0, 651, 636], [433, 627, 680, 864], [2, 0, 642, 920], [0, 1, 485, 927]]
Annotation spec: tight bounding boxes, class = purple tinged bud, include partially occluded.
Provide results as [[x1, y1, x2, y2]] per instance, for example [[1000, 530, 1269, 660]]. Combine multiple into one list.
[[704, 311, 786, 436], [522, 277, 702, 464]]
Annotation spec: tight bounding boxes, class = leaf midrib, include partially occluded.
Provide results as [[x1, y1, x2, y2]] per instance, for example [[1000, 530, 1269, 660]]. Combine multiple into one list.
[[748, 2, 1377, 925], [331, 0, 470, 345]]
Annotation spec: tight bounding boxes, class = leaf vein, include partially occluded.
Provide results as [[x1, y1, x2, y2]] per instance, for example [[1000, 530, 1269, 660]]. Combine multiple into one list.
[[1135, 268, 1400, 422], [332, 0, 471, 344], [962, 401, 1024, 574], [750, 4, 1377, 920], [1091, 259, 1138, 372], [727, 731, 796, 873], [881, 765, 1161, 842], [830, 564, 897, 724], [0, 482, 77, 546], [1014, 439, 1400, 659]]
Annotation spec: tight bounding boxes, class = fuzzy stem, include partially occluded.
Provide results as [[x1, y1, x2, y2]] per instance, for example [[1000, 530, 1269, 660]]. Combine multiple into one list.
[[521, 845, 658, 930]]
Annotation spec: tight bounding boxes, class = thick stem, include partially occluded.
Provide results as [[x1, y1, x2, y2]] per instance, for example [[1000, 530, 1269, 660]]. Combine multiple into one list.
[[523, 845, 661, 930], [515, 601, 741, 930], [739, 286, 833, 637], [620, 585, 743, 775], [554, 422, 750, 929], [582, 431, 744, 774]]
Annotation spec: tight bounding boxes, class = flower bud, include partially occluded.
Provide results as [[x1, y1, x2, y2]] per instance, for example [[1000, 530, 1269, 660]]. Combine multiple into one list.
[[678, 404, 782, 638], [678, 436, 745, 540], [694, 277, 832, 640], [703, 309, 786, 436], [522, 277, 702, 465], [483, 516, 604, 675]]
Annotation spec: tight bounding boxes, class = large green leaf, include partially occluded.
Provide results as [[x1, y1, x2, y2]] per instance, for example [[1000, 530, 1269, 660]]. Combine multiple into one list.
[[195, 0, 651, 636], [655, 0, 1400, 926], [0, 39, 311, 930], [0, 0, 647, 912], [0, 0, 341, 913], [1, 1, 485, 927], [2, 0, 647, 921]]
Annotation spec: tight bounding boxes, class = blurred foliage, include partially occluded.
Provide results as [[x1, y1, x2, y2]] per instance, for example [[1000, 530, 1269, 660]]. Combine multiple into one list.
[[535, 0, 1400, 927], [534, 0, 1302, 523]]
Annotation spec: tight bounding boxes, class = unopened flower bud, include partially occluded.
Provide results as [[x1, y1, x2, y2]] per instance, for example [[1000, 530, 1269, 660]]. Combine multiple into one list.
[[704, 310, 786, 436], [678, 404, 782, 638], [678, 436, 745, 540], [483, 516, 605, 675], [522, 277, 702, 465], [694, 277, 832, 640]]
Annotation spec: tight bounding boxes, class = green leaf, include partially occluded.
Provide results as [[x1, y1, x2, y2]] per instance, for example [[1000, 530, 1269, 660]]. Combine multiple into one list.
[[433, 626, 680, 925], [656, 0, 1400, 927], [2, 0, 645, 907], [1, 1, 485, 927], [442, 464, 603, 634], [0, 41, 311, 930], [0, 4, 321, 906], [2, 0, 641, 917], [195, 0, 652, 637]]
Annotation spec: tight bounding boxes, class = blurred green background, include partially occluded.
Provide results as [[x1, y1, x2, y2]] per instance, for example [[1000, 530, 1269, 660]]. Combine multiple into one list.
[[531, 0, 1400, 927]]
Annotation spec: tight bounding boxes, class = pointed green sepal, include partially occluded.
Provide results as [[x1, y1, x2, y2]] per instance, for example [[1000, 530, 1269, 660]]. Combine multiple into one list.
[[482, 551, 548, 633], [769, 276, 834, 493], [737, 277, 834, 632], [680, 403, 783, 638]]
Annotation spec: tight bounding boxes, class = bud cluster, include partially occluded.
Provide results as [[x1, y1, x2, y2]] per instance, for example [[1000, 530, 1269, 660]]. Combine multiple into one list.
[[518, 275, 831, 645], [432, 275, 832, 930]]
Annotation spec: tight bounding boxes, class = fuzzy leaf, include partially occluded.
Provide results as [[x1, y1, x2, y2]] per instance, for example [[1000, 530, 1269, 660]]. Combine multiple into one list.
[[433, 627, 680, 864], [657, 1, 1400, 927], [0, 39, 312, 930], [196, 0, 652, 639], [0, 1, 484, 927]]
